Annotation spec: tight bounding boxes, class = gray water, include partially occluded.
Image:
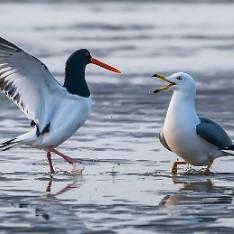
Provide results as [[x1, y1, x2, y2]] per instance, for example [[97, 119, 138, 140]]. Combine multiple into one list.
[[0, 1, 234, 233]]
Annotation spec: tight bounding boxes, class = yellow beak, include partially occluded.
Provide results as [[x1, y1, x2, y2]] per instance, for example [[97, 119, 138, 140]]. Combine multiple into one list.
[[152, 74, 176, 93]]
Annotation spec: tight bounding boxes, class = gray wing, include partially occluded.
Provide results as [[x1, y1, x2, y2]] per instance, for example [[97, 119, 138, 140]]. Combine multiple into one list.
[[159, 131, 172, 151], [0, 37, 65, 132], [196, 117, 232, 149]]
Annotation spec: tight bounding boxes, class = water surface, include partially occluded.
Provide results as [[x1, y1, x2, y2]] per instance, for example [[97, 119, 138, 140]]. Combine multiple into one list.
[[0, 1, 234, 233]]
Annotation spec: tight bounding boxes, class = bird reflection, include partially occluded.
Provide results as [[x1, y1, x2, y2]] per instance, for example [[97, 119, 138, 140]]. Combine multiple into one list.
[[159, 177, 233, 206], [18, 177, 80, 222], [46, 178, 78, 197], [35, 207, 50, 221]]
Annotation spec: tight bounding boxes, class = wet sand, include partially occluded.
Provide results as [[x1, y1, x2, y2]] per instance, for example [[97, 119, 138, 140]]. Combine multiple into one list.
[[0, 1, 234, 233]]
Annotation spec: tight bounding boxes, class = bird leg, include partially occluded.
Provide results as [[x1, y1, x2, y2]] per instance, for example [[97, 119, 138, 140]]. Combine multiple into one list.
[[47, 152, 55, 173], [51, 148, 79, 164], [204, 158, 214, 175], [47, 146, 84, 175], [171, 161, 187, 175], [50, 148, 83, 174]]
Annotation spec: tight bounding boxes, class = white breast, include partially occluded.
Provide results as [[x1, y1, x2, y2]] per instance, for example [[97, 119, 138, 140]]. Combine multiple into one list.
[[32, 94, 92, 148], [163, 91, 220, 166]]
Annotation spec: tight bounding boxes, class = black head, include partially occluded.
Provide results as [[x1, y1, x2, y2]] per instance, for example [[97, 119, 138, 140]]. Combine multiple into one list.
[[64, 49, 121, 97], [64, 49, 92, 97], [66, 49, 92, 68]]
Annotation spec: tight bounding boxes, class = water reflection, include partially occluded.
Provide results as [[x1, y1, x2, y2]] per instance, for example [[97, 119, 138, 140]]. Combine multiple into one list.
[[160, 177, 233, 206], [1, 1, 234, 233], [46, 177, 78, 197], [14, 176, 88, 232]]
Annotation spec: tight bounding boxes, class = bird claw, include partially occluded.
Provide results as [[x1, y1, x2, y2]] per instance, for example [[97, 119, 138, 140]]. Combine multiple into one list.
[[184, 168, 197, 175], [184, 167, 211, 175], [70, 163, 84, 175], [199, 167, 210, 175]]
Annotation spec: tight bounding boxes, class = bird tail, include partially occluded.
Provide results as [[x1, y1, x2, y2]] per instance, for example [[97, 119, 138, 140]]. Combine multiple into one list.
[[226, 145, 234, 151], [221, 145, 234, 156], [0, 138, 18, 151], [0, 129, 37, 151]]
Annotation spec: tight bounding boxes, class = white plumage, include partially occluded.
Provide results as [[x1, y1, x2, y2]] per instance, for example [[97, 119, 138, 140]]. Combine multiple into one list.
[[0, 36, 120, 173], [153, 72, 233, 174], [0, 37, 91, 149]]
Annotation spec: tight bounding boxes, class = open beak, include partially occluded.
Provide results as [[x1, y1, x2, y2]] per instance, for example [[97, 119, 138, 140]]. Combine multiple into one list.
[[152, 73, 176, 94], [91, 57, 121, 74]]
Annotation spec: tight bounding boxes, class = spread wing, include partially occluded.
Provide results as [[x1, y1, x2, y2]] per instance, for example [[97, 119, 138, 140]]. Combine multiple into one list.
[[159, 131, 172, 151], [0, 37, 66, 132], [196, 117, 232, 149]]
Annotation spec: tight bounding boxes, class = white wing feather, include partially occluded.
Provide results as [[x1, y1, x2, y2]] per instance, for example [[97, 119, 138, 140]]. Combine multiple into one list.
[[0, 37, 66, 132]]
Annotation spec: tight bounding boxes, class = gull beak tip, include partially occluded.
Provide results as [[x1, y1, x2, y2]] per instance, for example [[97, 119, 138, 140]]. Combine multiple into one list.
[[152, 89, 160, 94]]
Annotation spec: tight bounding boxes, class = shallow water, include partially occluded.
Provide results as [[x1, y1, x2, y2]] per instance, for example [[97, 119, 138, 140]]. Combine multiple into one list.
[[0, 1, 234, 233]]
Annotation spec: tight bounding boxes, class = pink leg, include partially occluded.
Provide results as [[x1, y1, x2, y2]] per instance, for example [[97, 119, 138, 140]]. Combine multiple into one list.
[[46, 180, 52, 192], [46, 180, 77, 197], [51, 148, 80, 164], [47, 152, 55, 173]]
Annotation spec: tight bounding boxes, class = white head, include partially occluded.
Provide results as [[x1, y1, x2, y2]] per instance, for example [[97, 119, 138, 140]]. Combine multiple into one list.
[[152, 72, 196, 95]]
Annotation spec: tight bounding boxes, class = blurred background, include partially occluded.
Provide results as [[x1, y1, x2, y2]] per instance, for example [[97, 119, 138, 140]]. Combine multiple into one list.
[[0, 1, 234, 233]]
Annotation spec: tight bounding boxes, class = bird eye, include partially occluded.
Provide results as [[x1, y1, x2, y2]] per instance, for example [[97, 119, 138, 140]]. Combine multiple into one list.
[[176, 76, 183, 80]]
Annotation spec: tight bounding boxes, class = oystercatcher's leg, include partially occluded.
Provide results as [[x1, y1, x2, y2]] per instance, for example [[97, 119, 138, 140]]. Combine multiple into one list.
[[47, 151, 55, 173], [51, 148, 81, 164]]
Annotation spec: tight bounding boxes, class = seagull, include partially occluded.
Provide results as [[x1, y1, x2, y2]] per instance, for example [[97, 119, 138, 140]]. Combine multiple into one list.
[[152, 72, 234, 174], [0, 36, 121, 173]]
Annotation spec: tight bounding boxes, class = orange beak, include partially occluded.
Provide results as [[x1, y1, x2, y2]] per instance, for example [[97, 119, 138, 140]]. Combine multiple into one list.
[[91, 57, 121, 74]]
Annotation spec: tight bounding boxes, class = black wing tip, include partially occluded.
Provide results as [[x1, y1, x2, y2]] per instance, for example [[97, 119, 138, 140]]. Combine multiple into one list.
[[226, 145, 234, 151], [0, 36, 21, 52], [35, 122, 51, 137], [0, 138, 16, 151]]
